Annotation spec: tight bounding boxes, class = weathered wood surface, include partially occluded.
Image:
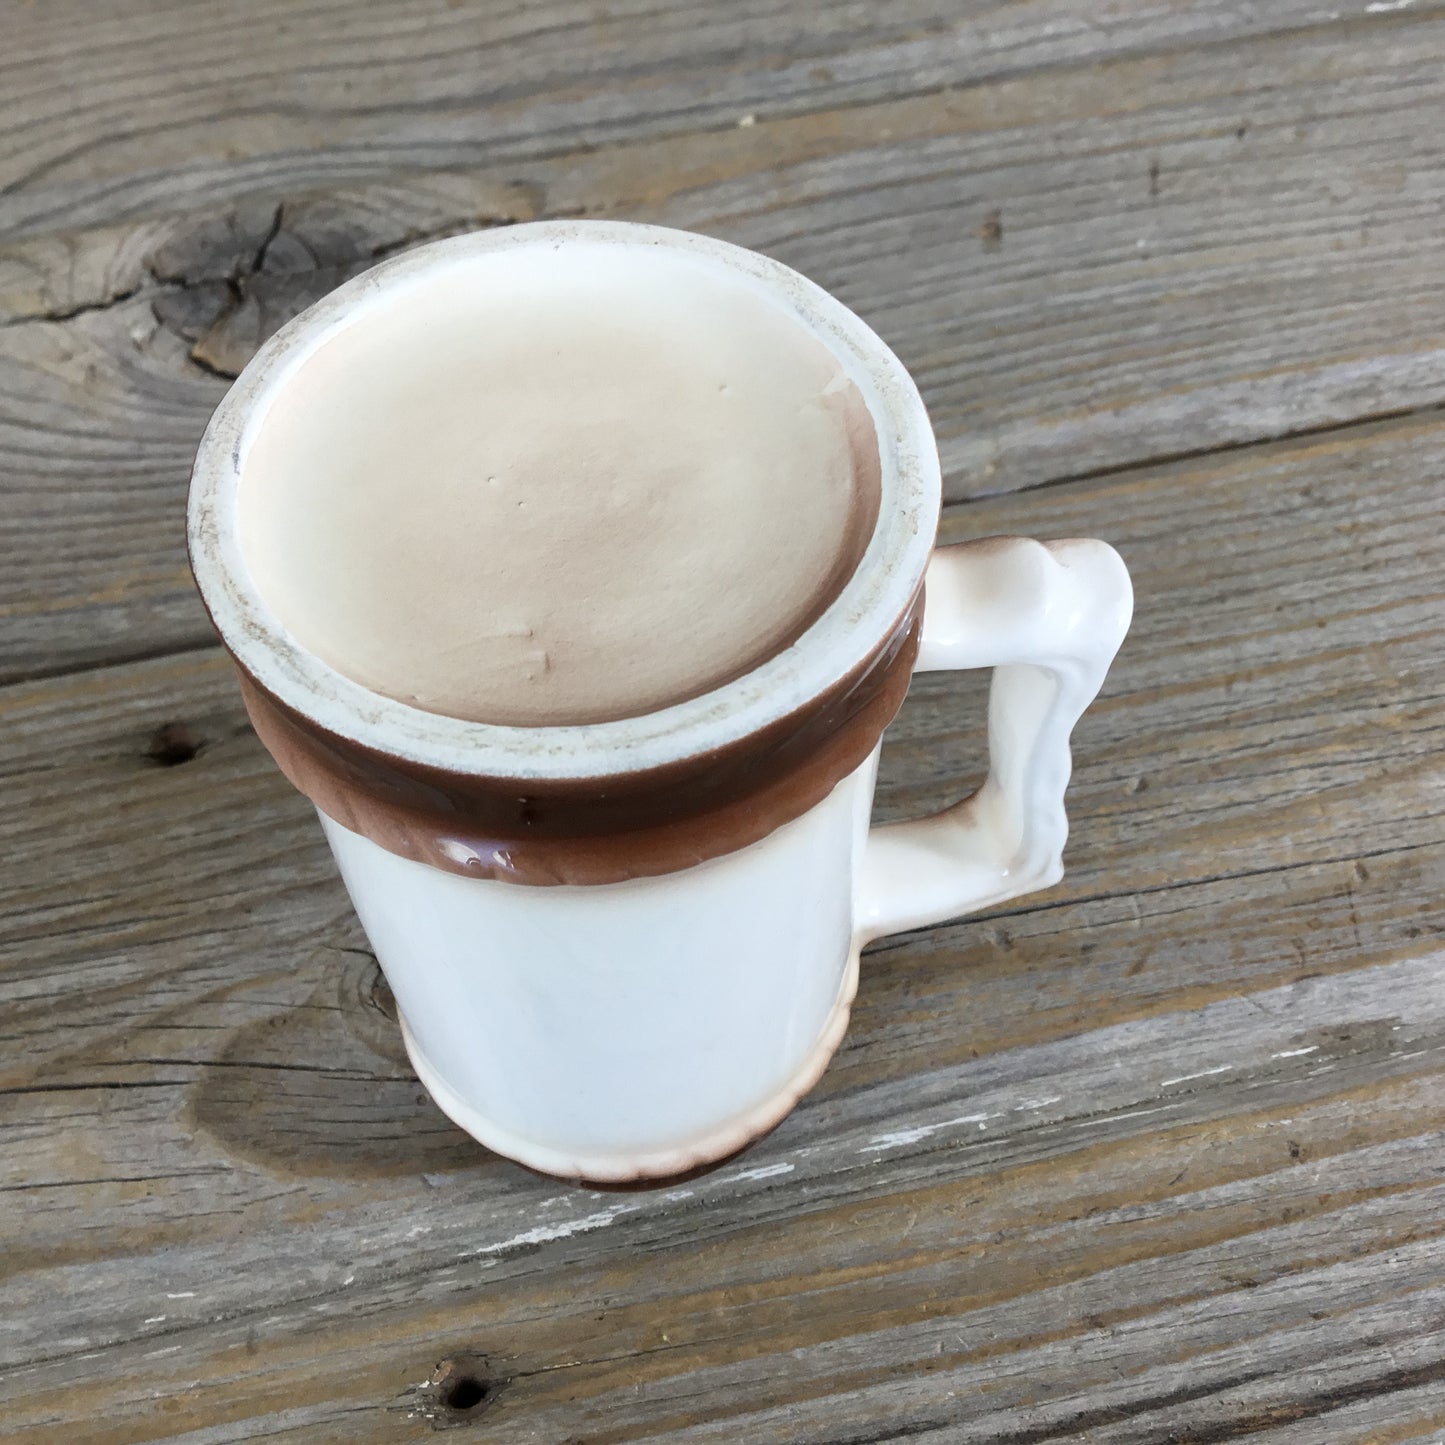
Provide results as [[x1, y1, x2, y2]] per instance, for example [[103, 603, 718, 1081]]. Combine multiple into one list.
[[3, 410, 1443, 1439], [3, 1, 1444, 1440], [7, 3, 1445, 680], [0, 0, 1377, 239]]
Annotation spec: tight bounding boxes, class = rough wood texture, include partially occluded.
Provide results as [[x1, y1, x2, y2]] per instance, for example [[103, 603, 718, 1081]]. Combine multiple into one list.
[[0, 0, 1369, 239], [7, 5, 1445, 679], [2, 2, 1443, 1440], [4, 412, 1443, 1439]]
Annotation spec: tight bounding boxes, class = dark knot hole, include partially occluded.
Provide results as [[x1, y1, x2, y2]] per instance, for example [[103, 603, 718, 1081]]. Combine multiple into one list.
[[146, 721, 203, 767], [442, 1375, 487, 1411]]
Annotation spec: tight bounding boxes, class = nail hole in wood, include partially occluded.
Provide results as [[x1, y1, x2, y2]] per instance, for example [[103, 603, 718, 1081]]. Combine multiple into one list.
[[423, 1354, 498, 1425], [442, 1375, 486, 1411], [146, 721, 203, 767]]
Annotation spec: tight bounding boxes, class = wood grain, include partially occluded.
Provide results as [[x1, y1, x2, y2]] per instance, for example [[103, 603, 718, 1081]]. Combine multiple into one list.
[[5, 978, 1443, 1443], [0, 0, 1367, 240], [2, 413, 1442, 1440], [5, 2, 1444, 1437], [7, 10, 1445, 681]]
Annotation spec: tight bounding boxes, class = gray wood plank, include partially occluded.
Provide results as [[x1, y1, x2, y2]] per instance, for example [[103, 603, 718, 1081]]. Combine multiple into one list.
[[1, 415, 1441, 1440], [6, 13, 1445, 681], [0, 0, 1366, 240], [3, 961, 1441, 1440], [5, 413, 1440, 1019]]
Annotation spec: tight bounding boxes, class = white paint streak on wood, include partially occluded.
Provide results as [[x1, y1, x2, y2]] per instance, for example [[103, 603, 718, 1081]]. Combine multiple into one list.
[[465, 1207, 639, 1258], [1160, 1065, 1234, 1087], [1075, 1105, 1176, 1128], [862, 1114, 998, 1152], [722, 1163, 796, 1183]]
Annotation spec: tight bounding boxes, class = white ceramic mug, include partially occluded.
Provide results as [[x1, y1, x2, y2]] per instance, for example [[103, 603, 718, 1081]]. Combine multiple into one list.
[[189, 222, 1132, 1184]]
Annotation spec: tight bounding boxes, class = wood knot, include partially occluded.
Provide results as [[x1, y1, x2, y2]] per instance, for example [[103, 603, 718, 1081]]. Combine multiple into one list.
[[145, 721, 203, 767], [336, 949, 408, 1068], [411, 1353, 502, 1428], [149, 199, 340, 379], [148, 185, 542, 378], [367, 967, 398, 1024]]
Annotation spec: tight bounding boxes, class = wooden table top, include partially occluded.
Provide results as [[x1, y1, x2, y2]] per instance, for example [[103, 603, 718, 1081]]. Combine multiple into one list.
[[3, 3, 1443, 1440]]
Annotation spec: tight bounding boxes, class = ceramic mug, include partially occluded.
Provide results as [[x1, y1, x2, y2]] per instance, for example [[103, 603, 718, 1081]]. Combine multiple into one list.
[[188, 221, 1132, 1184]]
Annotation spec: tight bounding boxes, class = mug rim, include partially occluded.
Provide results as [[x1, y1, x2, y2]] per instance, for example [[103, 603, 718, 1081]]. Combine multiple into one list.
[[187, 219, 940, 784]]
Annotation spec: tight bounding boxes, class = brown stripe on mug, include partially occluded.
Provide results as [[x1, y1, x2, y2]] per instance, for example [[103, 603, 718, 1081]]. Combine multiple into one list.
[[234, 591, 923, 886]]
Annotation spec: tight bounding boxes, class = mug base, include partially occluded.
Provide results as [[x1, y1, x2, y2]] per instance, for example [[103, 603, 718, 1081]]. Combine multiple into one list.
[[397, 949, 859, 1187]]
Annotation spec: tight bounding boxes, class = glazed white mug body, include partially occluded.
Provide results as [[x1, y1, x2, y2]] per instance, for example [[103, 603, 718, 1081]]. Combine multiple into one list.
[[188, 221, 1132, 1183]]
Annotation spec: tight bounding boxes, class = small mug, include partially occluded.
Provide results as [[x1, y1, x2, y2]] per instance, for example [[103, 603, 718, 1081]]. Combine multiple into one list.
[[188, 221, 1132, 1184]]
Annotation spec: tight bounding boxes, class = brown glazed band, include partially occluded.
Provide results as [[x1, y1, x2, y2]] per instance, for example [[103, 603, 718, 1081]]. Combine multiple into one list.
[[236, 591, 922, 886]]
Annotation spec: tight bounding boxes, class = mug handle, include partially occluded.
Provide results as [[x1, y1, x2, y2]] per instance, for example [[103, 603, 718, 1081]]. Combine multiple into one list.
[[854, 536, 1133, 945]]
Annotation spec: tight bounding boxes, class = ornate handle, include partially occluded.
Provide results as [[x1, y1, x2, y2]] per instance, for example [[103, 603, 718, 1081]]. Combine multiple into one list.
[[855, 536, 1133, 945]]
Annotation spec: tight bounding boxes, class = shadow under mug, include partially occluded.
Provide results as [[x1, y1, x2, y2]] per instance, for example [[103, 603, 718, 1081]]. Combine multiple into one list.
[[188, 220, 1132, 1185]]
